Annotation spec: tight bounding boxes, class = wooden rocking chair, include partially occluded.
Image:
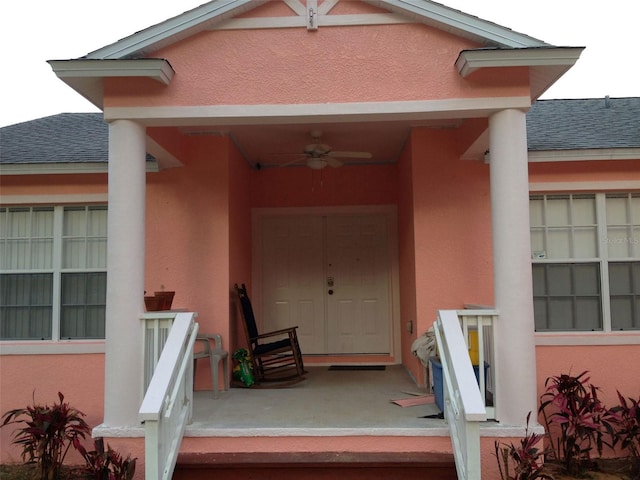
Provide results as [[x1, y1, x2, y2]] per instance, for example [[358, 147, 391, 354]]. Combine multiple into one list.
[[234, 283, 305, 384]]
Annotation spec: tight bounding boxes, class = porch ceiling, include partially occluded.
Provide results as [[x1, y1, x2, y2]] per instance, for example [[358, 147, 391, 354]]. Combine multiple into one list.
[[179, 118, 461, 169]]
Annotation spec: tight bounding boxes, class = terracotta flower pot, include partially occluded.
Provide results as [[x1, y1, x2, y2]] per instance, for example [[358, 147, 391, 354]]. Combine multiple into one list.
[[154, 291, 175, 310], [144, 296, 164, 312]]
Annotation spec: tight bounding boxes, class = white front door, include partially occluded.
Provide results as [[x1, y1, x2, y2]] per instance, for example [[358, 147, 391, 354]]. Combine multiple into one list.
[[325, 215, 390, 354], [259, 212, 391, 355]]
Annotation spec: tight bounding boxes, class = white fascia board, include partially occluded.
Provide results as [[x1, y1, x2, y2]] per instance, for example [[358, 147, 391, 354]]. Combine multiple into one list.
[[104, 96, 532, 126], [367, 0, 550, 48], [48, 59, 175, 85], [85, 0, 263, 60], [455, 47, 584, 77], [0, 162, 158, 175], [528, 148, 640, 163]]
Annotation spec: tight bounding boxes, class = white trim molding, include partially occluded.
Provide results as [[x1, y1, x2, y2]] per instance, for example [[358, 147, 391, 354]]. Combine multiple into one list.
[[0, 341, 106, 355], [0, 194, 109, 205], [529, 148, 640, 163], [529, 181, 640, 192], [536, 333, 640, 346], [104, 96, 532, 126]]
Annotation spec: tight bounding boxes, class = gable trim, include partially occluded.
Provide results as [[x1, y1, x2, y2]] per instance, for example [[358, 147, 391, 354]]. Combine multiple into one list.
[[86, 0, 264, 60], [83, 0, 550, 61], [363, 0, 550, 48]]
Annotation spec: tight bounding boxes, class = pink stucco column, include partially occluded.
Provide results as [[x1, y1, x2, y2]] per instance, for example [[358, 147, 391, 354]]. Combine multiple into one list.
[[103, 119, 146, 427], [489, 108, 537, 426]]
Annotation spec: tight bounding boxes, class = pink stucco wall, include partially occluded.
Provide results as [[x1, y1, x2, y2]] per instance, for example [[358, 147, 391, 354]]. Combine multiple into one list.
[[0, 354, 105, 463]]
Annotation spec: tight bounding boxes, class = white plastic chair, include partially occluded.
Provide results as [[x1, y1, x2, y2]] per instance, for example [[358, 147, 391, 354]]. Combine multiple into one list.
[[194, 333, 229, 398]]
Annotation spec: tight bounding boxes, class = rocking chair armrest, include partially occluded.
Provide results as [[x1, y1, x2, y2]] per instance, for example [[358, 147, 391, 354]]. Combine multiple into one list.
[[253, 327, 299, 340]]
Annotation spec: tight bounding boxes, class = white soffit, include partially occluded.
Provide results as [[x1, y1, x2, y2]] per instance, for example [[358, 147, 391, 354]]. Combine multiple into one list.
[[47, 59, 175, 108], [456, 47, 585, 98]]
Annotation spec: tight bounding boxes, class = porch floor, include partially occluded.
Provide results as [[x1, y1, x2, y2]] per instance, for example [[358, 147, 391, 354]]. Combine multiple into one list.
[[187, 364, 449, 437]]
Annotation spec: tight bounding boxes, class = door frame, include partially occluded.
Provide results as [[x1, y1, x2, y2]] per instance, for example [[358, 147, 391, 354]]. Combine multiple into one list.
[[251, 205, 402, 362]]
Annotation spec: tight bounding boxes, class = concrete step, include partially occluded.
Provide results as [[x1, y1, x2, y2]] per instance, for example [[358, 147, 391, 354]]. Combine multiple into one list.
[[173, 452, 457, 480]]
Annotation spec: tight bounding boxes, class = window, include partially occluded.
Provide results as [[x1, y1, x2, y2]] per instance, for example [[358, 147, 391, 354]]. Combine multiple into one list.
[[531, 193, 640, 332], [0, 206, 107, 340]]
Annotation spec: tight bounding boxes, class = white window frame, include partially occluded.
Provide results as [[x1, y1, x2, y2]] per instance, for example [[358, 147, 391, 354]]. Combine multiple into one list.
[[0, 194, 107, 354], [530, 187, 640, 346]]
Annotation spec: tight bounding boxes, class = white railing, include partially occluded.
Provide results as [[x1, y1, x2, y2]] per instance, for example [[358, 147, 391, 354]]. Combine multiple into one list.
[[434, 310, 487, 480], [457, 309, 498, 419], [139, 312, 199, 480], [141, 312, 178, 392]]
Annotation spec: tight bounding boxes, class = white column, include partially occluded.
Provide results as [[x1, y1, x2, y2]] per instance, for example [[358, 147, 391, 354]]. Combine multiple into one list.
[[103, 120, 146, 426], [489, 109, 537, 425]]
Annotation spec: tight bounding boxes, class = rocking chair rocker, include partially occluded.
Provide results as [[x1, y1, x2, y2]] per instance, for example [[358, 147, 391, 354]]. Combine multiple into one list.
[[234, 283, 305, 384]]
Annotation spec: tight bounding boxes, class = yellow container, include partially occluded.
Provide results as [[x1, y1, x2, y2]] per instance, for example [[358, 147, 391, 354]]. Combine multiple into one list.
[[468, 330, 479, 365]]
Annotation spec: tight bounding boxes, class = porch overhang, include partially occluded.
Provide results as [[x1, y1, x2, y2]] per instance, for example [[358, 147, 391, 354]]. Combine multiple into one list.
[[455, 47, 585, 99], [47, 58, 175, 109]]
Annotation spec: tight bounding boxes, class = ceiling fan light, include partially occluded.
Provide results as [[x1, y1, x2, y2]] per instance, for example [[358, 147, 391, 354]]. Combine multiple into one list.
[[306, 158, 328, 170]]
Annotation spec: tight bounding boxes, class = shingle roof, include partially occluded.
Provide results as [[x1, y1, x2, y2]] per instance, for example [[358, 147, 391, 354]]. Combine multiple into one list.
[[0, 113, 108, 164], [1, 98, 638, 166], [526, 97, 640, 151]]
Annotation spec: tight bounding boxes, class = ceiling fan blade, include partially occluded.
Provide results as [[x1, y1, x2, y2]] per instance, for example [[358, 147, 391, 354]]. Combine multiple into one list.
[[326, 157, 343, 168], [327, 151, 372, 159], [278, 156, 306, 168]]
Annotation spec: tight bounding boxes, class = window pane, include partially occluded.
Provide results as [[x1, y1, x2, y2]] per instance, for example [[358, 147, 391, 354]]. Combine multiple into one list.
[[530, 198, 544, 227], [575, 264, 600, 294], [609, 261, 640, 330], [547, 228, 571, 258], [0, 273, 53, 340], [0, 208, 54, 270], [533, 263, 602, 332], [63, 207, 87, 236], [60, 272, 106, 339], [86, 239, 107, 268], [609, 263, 632, 294], [547, 264, 572, 294], [548, 298, 573, 330], [574, 227, 597, 257], [606, 195, 628, 224], [87, 207, 108, 236], [572, 197, 596, 224], [610, 297, 633, 330], [576, 297, 602, 330], [532, 265, 546, 295], [607, 226, 632, 258], [546, 196, 570, 226]]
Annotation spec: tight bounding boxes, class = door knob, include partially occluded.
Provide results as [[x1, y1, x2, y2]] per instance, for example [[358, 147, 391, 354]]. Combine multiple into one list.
[[328, 289, 334, 295]]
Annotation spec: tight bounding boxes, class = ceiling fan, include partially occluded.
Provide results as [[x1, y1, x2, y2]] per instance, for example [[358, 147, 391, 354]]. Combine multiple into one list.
[[275, 130, 372, 169]]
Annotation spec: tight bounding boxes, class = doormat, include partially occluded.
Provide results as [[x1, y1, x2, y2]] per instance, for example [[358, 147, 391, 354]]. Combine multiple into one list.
[[391, 394, 435, 407], [328, 365, 386, 371]]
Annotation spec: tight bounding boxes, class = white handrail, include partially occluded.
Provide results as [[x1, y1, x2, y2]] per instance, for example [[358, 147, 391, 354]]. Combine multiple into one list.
[[139, 312, 199, 480], [435, 310, 487, 480]]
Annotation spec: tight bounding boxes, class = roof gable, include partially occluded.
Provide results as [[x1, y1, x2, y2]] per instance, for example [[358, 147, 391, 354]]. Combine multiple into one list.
[[84, 0, 549, 60]]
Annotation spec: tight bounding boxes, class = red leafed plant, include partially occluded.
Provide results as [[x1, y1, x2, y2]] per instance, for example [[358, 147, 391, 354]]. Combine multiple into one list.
[[73, 437, 137, 480], [538, 371, 617, 476], [610, 391, 640, 477], [1, 392, 91, 480], [495, 411, 554, 480]]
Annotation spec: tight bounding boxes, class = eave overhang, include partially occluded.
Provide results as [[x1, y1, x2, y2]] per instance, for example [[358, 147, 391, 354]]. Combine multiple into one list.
[[47, 59, 175, 109], [456, 47, 585, 99], [364, 0, 550, 48]]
